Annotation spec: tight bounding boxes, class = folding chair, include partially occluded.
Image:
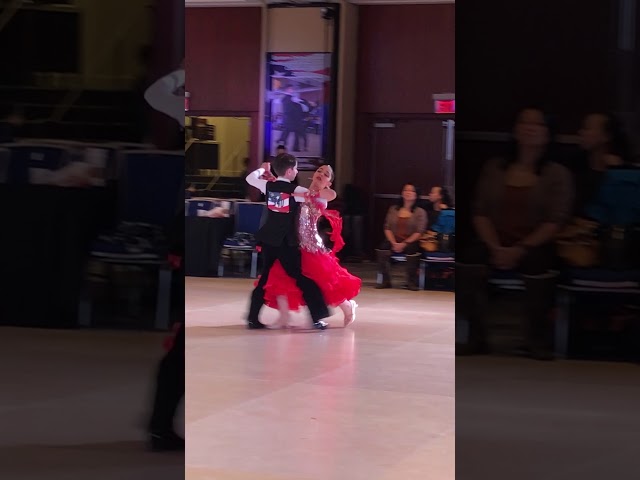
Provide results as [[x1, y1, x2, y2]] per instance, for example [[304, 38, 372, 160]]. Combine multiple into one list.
[[80, 150, 184, 330], [218, 202, 265, 278]]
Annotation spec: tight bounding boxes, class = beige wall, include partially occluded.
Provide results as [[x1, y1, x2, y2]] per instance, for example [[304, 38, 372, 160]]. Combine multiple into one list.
[[267, 8, 335, 53], [77, 0, 152, 89], [187, 116, 251, 174], [213, 117, 251, 174], [263, 4, 356, 194]]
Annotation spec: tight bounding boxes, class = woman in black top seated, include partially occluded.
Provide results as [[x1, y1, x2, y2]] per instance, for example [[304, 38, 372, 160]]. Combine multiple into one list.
[[425, 185, 453, 231], [568, 112, 632, 217]]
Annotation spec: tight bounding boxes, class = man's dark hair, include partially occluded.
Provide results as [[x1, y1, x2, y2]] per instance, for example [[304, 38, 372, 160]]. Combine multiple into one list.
[[276, 144, 286, 152], [272, 153, 297, 177]]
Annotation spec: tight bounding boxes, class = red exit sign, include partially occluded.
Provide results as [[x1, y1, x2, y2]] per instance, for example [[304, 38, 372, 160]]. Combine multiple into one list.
[[435, 99, 455, 114]]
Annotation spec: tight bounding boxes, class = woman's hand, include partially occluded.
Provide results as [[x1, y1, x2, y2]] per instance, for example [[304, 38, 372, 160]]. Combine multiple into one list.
[[392, 241, 406, 253], [491, 246, 526, 270]]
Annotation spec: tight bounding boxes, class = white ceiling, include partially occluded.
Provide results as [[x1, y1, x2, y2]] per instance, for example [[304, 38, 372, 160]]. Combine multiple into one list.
[[186, 0, 454, 7]]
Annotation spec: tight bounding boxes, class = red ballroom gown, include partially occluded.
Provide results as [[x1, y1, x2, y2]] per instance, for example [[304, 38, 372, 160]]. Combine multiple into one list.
[[260, 196, 361, 311]]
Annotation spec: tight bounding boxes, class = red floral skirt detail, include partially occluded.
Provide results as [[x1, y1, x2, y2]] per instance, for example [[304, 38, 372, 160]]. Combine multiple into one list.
[[258, 250, 361, 311]]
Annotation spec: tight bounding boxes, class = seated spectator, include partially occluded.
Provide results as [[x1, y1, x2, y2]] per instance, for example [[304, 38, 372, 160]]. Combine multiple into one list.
[[568, 112, 632, 217], [376, 183, 427, 291], [556, 113, 635, 268], [457, 107, 574, 360], [425, 185, 453, 231]]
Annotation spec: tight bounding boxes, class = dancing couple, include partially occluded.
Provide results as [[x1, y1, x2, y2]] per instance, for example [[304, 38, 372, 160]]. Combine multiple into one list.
[[245, 154, 360, 329]]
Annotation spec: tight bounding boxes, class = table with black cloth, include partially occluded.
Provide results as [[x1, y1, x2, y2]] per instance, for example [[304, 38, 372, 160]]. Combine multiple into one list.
[[185, 216, 233, 277], [0, 184, 117, 328]]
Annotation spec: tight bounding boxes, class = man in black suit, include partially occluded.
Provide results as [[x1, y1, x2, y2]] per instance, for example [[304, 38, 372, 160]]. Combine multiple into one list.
[[245, 154, 330, 330], [278, 86, 303, 151]]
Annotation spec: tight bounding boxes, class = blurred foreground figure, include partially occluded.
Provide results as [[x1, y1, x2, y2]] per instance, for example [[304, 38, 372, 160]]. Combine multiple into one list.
[[144, 64, 185, 451]]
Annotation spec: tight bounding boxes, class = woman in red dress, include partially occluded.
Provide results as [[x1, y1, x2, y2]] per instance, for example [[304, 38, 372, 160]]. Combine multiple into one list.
[[260, 165, 360, 327]]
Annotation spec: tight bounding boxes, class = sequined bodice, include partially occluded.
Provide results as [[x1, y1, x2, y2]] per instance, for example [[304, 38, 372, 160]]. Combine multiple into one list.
[[298, 197, 329, 254]]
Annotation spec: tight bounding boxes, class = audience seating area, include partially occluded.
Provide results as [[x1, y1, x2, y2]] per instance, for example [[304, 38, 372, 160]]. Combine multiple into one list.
[[555, 268, 640, 358], [1, 140, 183, 330], [460, 265, 640, 359], [81, 149, 184, 330], [376, 209, 456, 290], [218, 202, 265, 278], [184, 197, 265, 279], [6, 138, 635, 359], [420, 251, 455, 290], [467, 166, 640, 359]]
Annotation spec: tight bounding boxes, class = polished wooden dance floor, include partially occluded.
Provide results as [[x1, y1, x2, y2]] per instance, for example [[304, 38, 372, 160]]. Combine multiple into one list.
[[185, 271, 455, 480]]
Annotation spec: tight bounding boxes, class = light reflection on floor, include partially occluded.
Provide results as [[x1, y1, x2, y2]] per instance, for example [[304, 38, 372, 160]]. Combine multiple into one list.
[[186, 275, 455, 480]]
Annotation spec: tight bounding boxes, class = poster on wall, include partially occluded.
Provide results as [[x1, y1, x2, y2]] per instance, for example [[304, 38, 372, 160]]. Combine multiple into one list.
[[265, 52, 332, 169]]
